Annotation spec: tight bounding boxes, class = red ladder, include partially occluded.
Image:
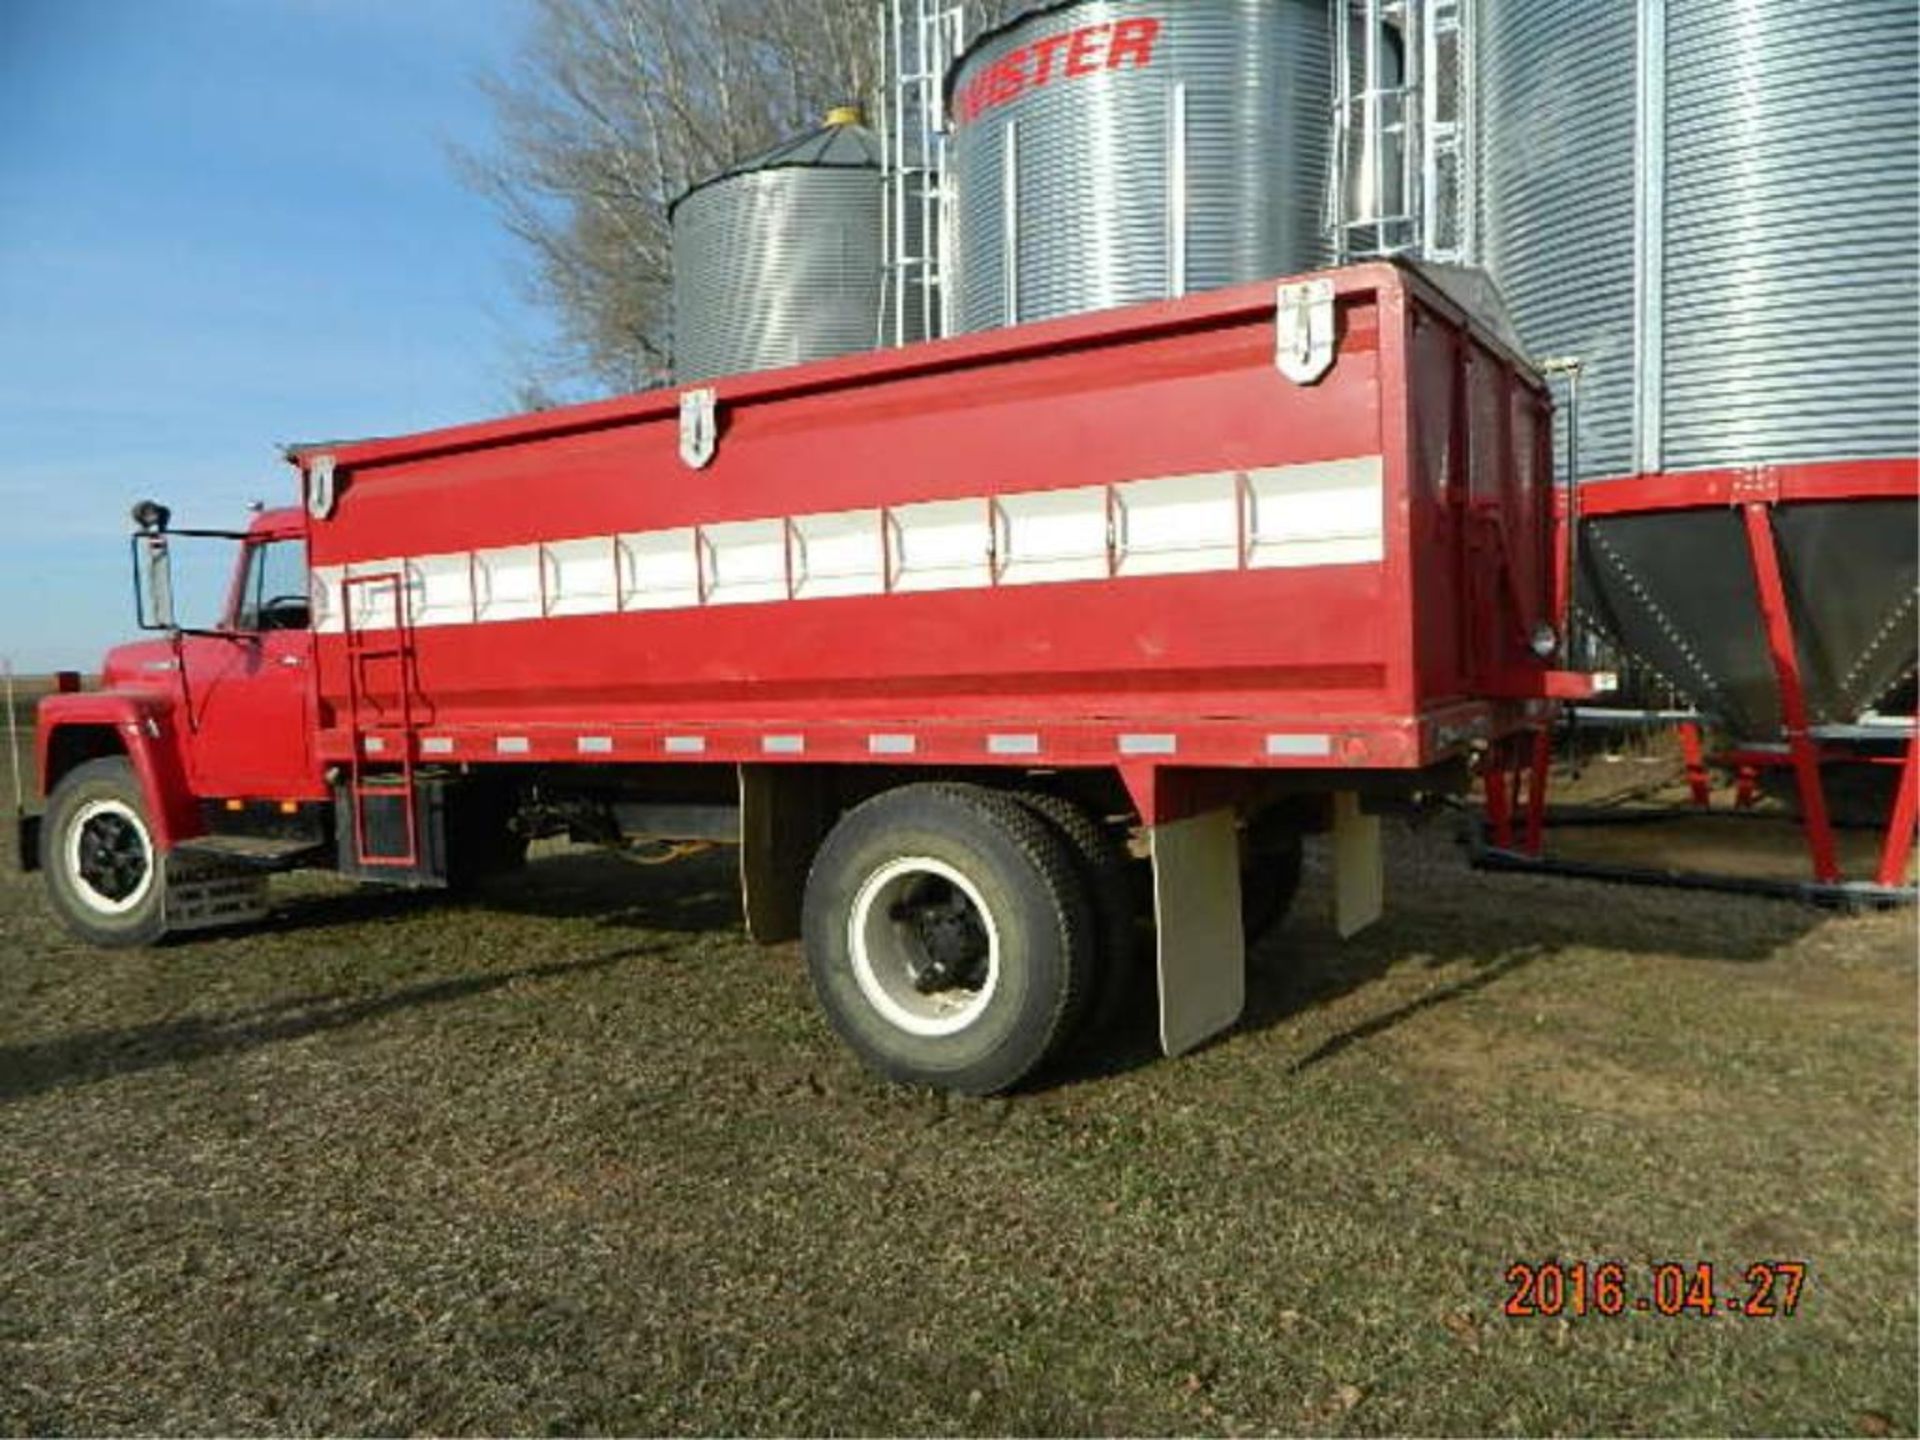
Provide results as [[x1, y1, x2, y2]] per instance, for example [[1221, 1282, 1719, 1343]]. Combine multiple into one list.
[[340, 570, 419, 868]]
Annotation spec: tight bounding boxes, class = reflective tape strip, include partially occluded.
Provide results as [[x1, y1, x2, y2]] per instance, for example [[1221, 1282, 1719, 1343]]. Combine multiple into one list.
[[496, 736, 531, 755], [1266, 733, 1333, 758], [762, 735, 805, 755], [363, 736, 386, 755], [664, 736, 706, 755], [987, 733, 1040, 756], [421, 737, 455, 756], [869, 734, 916, 755], [1119, 734, 1178, 756], [577, 736, 614, 755]]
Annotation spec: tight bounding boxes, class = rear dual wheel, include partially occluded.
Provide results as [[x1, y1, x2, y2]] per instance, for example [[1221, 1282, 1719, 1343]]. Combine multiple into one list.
[[1241, 807, 1306, 945], [803, 784, 1094, 1095], [1009, 790, 1140, 1035], [803, 785, 1307, 1092]]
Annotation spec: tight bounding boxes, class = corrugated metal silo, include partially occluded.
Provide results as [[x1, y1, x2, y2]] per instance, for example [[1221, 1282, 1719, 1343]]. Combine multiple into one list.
[[947, 0, 1333, 334], [671, 110, 890, 382], [1474, 0, 1920, 736], [1476, 0, 1920, 480]]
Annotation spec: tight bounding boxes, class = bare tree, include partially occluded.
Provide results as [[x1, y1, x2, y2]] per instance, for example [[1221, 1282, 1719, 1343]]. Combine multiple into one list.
[[469, 0, 1020, 398]]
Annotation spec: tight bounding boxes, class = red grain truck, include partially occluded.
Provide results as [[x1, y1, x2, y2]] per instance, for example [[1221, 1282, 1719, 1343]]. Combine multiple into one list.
[[21, 263, 1593, 1092]]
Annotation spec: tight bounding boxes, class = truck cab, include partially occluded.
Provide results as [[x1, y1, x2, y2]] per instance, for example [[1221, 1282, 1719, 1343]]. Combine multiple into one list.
[[25, 503, 328, 944]]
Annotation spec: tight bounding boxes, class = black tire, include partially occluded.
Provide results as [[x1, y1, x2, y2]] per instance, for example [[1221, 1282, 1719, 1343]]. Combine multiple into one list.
[[1241, 808, 1306, 945], [1010, 790, 1140, 1038], [803, 783, 1094, 1094], [40, 756, 170, 948]]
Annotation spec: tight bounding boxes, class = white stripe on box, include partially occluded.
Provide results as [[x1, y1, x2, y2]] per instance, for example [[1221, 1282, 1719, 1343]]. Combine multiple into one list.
[[308, 455, 1384, 634], [577, 736, 614, 755], [1119, 734, 1178, 757], [496, 736, 531, 755], [762, 735, 805, 755], [664, 736, 706, 755], [421, 736, 455, 756], [868, 734, 916, 756]]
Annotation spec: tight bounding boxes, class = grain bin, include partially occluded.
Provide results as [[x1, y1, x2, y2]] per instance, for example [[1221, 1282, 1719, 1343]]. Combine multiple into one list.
[[947, 0, 1333, 333], [1476, 0, 1919, 481], [1473, 0, 1919, 736], [671, 110, 891, 382]]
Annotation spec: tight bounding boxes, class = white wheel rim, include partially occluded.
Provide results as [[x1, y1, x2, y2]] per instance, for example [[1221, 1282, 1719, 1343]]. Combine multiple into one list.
[[848, 856, 1001, 1038], [64, 797, 155, 916]]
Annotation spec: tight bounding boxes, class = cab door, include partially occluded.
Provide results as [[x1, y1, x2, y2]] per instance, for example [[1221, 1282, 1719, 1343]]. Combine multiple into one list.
[[183, 533, 323, 800]]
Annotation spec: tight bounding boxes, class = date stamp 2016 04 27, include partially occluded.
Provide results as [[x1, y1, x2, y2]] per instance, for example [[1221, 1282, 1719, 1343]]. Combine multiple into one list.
[[1504, 1260, 1809, 1319]]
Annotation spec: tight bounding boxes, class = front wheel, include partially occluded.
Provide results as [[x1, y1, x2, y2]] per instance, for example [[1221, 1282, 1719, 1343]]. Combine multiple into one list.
[[803, 784, 1094, 1094], [41, 757, 170, 947]]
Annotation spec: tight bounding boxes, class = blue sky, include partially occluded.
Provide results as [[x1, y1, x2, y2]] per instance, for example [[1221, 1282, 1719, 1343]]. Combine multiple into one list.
[[0, 0, 551, 670]]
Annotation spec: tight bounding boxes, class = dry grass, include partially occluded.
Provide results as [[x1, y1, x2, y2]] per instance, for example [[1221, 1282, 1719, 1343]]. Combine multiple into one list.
[[0, 814, 1914, 1436]]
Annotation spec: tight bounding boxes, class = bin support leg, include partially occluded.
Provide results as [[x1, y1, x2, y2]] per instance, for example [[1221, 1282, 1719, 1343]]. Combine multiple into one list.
[[1485, 748, 1515, 851], [1523, 727, 1552, 857], [1876, 725, 1920, 890], [1677, 720, 1712, 809], [1741, 501, 1840, 885]]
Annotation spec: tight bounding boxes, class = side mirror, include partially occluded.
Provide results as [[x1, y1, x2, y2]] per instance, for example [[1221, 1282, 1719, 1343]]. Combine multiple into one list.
[[132, 533, 178, 632], [131, 498, 172, 533]]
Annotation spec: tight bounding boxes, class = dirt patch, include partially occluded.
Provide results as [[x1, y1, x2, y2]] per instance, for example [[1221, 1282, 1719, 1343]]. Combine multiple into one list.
[[1400, 1015, 1723, 1121]]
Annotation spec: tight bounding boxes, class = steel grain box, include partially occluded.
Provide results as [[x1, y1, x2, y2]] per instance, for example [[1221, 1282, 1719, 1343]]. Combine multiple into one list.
[[299, 264, 1557, 778]]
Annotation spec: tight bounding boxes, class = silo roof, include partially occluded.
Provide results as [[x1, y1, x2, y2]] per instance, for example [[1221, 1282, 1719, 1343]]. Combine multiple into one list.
[[669, 116, 881, 217]]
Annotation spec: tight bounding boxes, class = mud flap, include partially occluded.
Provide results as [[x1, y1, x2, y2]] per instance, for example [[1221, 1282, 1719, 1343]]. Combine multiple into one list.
[[1332, 791, 1384, 938], [1149, 807, 1245, 1057], [738, 765, 831, 945]]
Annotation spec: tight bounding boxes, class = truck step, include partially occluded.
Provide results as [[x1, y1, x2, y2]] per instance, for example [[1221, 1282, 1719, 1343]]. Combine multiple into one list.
[[164, 872, 270, 931], [171, 835, 329, 872]]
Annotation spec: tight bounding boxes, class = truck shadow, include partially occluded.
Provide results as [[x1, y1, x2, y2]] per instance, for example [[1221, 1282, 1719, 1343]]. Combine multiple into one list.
[[471, 847, 743, 933], [455, 828, 1841, 1092], [1048, 826, 1839, 1088], [219, 830, 1841, 1095], [263, 845, 743, 938], [0, 947, 652, 1108]]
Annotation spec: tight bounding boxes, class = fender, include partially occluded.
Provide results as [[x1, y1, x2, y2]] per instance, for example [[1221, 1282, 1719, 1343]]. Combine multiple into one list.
[[36, 690, 204, 852]]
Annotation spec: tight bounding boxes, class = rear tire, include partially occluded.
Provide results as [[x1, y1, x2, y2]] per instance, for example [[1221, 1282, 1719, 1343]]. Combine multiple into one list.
[[41, 757, 169, 948], [1241, 808, 1305, 944], [1010, 790, 1139, 1038], [803, 783, 1093, 1094]]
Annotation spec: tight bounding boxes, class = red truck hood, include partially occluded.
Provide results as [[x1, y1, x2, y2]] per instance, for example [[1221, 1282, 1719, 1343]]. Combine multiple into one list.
[[98, 638, 185, 695]]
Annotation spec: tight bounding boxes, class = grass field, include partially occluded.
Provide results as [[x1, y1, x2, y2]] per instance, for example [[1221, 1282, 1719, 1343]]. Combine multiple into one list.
[[1, 796, 1915, 1434]]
